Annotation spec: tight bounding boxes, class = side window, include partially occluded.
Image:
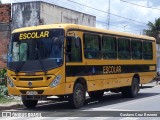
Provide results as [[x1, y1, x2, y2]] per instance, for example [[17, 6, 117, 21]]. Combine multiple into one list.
[[143, 41, 153, 60], [84, 34, 101, 59], [118, 38, 131, 59], [12, 42, 20, 61], [102, 36, 117, 59], [66, 36, 82, 62], [131, 40, 142, 59], [12, 42, 28, 61], [19, 43, 28, 61]]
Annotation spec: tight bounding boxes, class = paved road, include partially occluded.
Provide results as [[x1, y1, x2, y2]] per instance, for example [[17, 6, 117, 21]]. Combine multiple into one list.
[[1, 82, 160, 120]]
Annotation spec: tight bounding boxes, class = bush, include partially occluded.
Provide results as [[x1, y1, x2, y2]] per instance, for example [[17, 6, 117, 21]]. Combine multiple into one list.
[[0, 85, 8, 97], [0, 68, 7, 86]]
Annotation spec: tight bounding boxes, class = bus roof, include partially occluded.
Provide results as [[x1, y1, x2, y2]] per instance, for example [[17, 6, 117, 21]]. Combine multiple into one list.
[[12, 24, 155, 41]]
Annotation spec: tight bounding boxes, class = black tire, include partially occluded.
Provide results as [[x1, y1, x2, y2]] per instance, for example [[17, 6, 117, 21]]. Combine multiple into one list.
[[69, 83, 85, 109], [88, 91, 104, 99], [22, 97, 38, 108], [122, 78, 139, 98]]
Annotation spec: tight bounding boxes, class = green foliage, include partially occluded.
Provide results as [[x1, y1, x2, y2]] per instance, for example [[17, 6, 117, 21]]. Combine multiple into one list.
[[0, 68, 7, 76], [143, 18, 160, 44], [0, 68, 8, 101], [0, 95, 14, 104], [0, 84, 15, 104], [0, 85, 8, 97], [0, 68, 7, 86]]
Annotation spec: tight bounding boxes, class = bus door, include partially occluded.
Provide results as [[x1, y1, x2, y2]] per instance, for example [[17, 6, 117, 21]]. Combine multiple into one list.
[[65, 35, 83, 86]]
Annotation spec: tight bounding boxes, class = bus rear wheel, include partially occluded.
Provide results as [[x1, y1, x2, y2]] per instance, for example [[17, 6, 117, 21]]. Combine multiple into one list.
[[122, 78, 139, 98], [69, 83, 85, 109], [22, 97, 38, 108], [88, 91, 104, 99]]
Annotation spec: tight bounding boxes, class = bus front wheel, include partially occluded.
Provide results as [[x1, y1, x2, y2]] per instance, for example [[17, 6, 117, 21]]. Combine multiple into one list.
[[69, 83, 85, 109], [122, 78, 139, 98], [22, 97, 38, 108]]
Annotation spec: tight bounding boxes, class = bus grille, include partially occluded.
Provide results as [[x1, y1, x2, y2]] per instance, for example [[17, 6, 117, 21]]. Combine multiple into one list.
[[19, 77, 43, 81]]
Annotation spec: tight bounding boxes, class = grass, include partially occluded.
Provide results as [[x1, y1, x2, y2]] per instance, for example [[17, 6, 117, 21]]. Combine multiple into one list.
[[0, 95, 15, 104]]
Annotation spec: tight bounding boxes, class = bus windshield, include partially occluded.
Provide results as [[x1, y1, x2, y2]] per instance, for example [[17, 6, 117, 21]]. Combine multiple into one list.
[[7, 29, 64, 72]]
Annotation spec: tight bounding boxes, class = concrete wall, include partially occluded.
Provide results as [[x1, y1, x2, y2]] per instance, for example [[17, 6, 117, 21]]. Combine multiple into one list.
[[12, 1, 40, 30], [40, 2, 96, 27], [0, 4, 11, 67], [12, 1, 96, 30]]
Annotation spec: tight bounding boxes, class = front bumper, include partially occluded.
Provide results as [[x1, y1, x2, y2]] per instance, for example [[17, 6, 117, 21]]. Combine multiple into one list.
[[8, 83, 66, 96]]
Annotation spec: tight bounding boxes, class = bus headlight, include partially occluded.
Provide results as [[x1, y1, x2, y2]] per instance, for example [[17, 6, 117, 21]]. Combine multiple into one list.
[[50, 75, 61, 88], [7, 77, 14, 87]]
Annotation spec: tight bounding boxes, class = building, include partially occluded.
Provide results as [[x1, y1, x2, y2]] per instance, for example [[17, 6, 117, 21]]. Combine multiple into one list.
[[12, 1, 96, 30], [157, 44, 160, 73], [0, 4, 11, 68]]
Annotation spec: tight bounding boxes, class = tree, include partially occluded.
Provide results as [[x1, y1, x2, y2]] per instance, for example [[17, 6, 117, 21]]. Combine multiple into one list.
[[143, 18, 160, 44]]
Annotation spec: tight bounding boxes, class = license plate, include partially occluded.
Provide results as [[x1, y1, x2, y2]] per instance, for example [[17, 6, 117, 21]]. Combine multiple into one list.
[[26, 91, 38, 95]]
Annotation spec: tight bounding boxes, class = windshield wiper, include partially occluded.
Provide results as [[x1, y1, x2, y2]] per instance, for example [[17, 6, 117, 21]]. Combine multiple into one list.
[[36, 47, 47, 75]]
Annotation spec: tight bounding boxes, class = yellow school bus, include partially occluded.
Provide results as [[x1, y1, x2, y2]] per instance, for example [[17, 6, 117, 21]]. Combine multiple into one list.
[[7, 24, 156, 108]]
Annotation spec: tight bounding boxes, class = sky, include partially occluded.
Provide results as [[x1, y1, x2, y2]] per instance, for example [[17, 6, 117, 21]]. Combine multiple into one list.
[[1, 0, 160, 35]]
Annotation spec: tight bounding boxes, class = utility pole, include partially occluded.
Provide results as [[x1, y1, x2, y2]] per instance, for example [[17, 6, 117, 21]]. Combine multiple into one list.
[[122, 25, 128, 32], [107, 0, 110, 30], [147, 0, 149, 7]]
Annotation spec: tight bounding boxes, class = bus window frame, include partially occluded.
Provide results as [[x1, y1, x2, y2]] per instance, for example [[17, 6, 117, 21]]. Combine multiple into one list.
[[142, 40, 153, 60], [131, 39, 143, 60], [118, 37, 131, 60], [83, 33, 101, 59], [102, 35, 117, 60], [65, 36, 83, 63]]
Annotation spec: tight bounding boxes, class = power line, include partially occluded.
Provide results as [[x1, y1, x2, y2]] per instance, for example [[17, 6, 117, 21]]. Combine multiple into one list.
[[11, 0, 147, 27], [43, 0, 111, 24], [97, 20, 142, 32], [107, 0, 110, 30], [44, 0, 108, 21], [120, 0, 160, 11], [38, 6, 142, 33], [44, 0, 137, 26], [66, 0, 147, 25], [43, 0, 145, 33], [49, 0, 109, 18], [11, 0, 144, 33], [40, 2, 142, 33]]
